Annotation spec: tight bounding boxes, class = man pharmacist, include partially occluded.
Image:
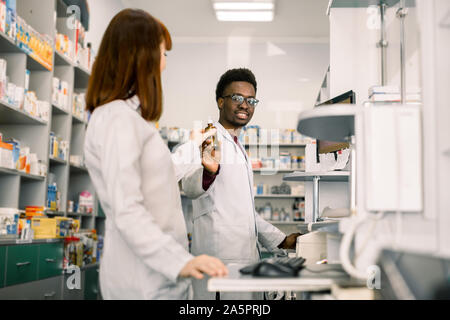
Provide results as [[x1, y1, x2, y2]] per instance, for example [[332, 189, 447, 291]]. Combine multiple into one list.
[[180, 68, 301, 300]]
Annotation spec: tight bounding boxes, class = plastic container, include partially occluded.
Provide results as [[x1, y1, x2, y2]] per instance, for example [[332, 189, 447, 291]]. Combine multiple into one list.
[[0, 208, 19, 239], [296, 231, 328, 265]]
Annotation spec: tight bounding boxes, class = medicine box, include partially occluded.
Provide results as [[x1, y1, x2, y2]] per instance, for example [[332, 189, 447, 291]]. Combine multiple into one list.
[[0, 141, 14, 169], [31, 217, 72, 239], [0, 208, 19, 239]]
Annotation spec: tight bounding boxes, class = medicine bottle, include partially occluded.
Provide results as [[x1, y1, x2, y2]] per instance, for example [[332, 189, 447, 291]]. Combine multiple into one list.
[[204, 117, 219, 150]]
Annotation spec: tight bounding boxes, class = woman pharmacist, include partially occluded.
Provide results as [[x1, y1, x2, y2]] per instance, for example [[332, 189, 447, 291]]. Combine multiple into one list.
[[83, 9, 228, 300]]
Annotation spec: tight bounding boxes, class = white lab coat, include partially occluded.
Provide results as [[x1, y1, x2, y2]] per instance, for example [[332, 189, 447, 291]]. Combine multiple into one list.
[[180, 122, 286, 300], [84, 97, 193, 300]]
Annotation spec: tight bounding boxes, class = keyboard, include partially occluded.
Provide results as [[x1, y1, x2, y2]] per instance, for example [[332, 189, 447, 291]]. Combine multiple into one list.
[[240, 257, 306, 278]]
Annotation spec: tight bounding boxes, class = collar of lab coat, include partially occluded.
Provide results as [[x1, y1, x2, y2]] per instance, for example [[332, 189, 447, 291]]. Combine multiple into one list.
[[215, 121, 249, 164], [215, 122, 237, 145], [124, 95, 157, 128], [125, 95, 140, 112]]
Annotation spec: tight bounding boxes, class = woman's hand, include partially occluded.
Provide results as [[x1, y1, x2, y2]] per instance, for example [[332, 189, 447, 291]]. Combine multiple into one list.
[[179, 255, 228, 280]]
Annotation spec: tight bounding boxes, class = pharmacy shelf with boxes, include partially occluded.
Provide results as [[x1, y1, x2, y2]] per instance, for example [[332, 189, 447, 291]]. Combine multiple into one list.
[[242, 127, 309, 228], [0, 0, 103, 265]]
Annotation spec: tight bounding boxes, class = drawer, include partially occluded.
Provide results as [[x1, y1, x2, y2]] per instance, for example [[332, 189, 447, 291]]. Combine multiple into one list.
[[38, 243, 63, 280], [0, 246, 5, 288], [0, 276, 62, 300], [84, 266, 100, 300], [6, 245, 39, 287]]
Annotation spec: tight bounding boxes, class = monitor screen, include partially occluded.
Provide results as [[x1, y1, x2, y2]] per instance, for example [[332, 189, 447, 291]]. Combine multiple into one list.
[[316, 90, 355, 154]]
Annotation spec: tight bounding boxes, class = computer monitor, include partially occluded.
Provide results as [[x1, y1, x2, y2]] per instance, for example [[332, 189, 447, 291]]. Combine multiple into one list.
[[316, 90, 355, 154]]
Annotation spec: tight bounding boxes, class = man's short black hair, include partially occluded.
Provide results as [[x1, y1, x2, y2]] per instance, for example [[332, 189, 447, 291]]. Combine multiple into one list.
[[215, 68, 257, 102]]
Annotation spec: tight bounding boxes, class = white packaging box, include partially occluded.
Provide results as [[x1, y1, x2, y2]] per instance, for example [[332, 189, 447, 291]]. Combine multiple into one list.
[[0, 2, 5, 33], [38, 101, 50, 122], [0, 59, 7, 82], [24, 70, 30, 92], [0, 143, 14, 169], [52, 77, 60, 105], [7, 82, 16, 106], [14, 86, 24, 109], [61, 81, 69, 109]]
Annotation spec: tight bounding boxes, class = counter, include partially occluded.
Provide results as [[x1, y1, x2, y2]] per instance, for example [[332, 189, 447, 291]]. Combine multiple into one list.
[[208, 263, 362, 293]]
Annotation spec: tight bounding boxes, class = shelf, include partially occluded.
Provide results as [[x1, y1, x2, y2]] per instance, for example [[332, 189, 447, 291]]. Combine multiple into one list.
[[266, 221, 305, 225], [49, 156, 67, 166], [253, 169, 298, 173], [54, 50, 74, 66], [283, 171, 350, 182], [52, 104, 70, 115], [45, 210, 65, 216], [255, 195, 304, 199], [74, 65, 91, 89], [0, 167, 45, 181], [72, 114, 87, 124], [70, 163, 88, 174], [327, 0, 415, 14], [0, 238, 63, 246], [244, 143, 307, 148], [67, 212, 94, 217], [0, 31, 52, 71], [0, 100, 48, 125], [297, 220, 340, 234], [296, 104, 359, 142]]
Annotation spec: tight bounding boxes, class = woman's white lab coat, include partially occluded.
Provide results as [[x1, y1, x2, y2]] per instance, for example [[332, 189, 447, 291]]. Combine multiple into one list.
[[84, 97, 193, 300], [180, 122, 286, 300]]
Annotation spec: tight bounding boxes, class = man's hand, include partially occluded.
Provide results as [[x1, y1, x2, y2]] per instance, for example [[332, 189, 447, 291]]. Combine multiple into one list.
[[202, 136, 221, 175], [278, 233, 302, 249]]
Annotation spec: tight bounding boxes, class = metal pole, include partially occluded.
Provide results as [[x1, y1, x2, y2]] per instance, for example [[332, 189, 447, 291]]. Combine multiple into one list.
[[379, 2, 388, 86], [350, 136, 357, 215], [313, 176, 320, 222], [397, 1, 408, 104]]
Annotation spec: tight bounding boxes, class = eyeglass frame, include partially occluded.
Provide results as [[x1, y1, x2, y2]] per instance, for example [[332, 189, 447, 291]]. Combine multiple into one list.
[[221, 94, 260, 107]]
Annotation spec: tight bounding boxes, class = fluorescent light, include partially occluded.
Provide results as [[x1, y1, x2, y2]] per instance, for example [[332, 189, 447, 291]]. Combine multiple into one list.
[[216, 10, 274, 22], [213, 2, 274, 11]]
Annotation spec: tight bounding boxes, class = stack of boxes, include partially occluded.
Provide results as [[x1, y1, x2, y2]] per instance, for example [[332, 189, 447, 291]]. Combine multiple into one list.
[[52, 77, 70, 111]]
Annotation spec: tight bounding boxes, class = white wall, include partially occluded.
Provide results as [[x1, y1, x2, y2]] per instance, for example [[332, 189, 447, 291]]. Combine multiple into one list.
[[85, 0, 124, 53], [329, 7, 422, 103], [328, 3, 450, 272], [160, 38, 330, 130]]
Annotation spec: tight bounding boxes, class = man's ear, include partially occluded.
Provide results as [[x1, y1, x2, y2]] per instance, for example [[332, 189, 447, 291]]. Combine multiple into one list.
[[217, 98, 224, 110]]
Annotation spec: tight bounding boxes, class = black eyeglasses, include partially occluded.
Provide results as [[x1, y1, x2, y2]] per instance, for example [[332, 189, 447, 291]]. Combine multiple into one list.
[[222, 94, 259, 107]]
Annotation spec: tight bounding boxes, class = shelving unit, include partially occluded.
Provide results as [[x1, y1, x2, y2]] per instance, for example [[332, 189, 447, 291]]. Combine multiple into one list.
[[0, 0, 99, 235], [249, 141, 307, 229]]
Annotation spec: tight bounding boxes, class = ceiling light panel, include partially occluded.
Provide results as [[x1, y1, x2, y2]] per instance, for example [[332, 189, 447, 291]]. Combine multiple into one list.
[[213, 2, 274, 11], [216, 10, 274, 22]]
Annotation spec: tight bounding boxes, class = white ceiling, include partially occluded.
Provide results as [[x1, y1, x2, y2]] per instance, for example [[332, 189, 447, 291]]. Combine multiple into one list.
[[120, 0, 330, 39]]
